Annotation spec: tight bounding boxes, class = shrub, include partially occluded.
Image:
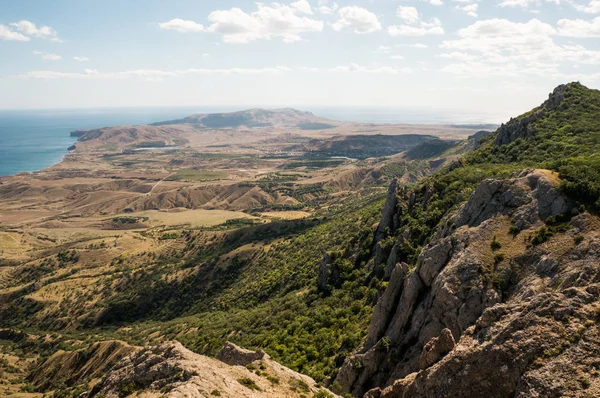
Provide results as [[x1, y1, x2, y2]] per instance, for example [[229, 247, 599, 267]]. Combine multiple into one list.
[[493, 253, 505, 265], [508, 225, 521, 237], [237, 377, 261, 391], [532, 227, 553, 245], [491, 236, 502, 251]]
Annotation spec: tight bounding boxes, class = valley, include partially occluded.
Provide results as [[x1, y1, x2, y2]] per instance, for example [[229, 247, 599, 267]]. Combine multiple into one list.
[[1, 83, 600, 398]]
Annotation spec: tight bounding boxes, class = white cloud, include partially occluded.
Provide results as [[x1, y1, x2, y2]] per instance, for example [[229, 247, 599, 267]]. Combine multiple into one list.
[[574, 0, 600, 14], [438, 51, 479, 61], [557, 16, 600, 37], [456, 4, 479, 17], [159, 19, 205, 33], [330, 63, 411, 73], [13, 66, 294, 80], [439, 18, 600, 79], [316, 0, 339, 14], [159, 2, 323, 43], [497, 0, 572, 9], [390, 55, 405, 59], [33, 51, 62, 61], [0, 24, 30, 41], [179, 66, 292, 74], [10, 20, 60, 41], [332, 6, 382, 34], [73, 56, 90, 62], [374, 45, 392, 54], [397, 7, 420, 24], [397, 43, 429, 48], [207, 3, 323, 43], [389, 6, 444, 36], [291, 0, 313, 14]]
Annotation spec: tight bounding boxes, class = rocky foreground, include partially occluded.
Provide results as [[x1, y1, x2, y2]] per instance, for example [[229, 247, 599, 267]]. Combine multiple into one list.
[[332, 169, 600, 397], [28, 340, 339, 397]]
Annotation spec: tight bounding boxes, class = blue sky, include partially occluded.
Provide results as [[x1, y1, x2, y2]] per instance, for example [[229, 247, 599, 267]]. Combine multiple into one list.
[[1, 0, 599, 119]]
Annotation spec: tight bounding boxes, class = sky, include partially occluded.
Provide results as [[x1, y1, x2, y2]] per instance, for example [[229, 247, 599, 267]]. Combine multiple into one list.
[[0, 0, 599, 120]]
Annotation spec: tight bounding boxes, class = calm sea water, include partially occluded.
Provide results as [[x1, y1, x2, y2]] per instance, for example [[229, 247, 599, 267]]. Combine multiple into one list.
[[0, 106, 507, 177]]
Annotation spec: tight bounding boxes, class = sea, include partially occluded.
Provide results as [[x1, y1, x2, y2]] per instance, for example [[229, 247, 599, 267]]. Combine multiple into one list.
[[0, 106, 508, 177]]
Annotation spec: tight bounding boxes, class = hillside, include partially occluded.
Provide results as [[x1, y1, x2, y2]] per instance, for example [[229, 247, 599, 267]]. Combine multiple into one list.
[[151, 108, 338, 130], [294, 134, 439, 159], [1, 82, 600, 398]]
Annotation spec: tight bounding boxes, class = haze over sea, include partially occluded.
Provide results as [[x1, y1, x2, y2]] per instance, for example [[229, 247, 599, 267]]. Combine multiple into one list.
[[0, 106, 506, 177]]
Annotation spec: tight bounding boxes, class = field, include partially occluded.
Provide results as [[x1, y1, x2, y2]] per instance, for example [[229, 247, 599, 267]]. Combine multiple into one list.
[[168, 169, 230, 182]]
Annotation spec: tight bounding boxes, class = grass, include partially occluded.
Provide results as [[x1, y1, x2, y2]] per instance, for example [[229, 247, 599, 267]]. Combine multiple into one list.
[[168, 169, 229, 182]]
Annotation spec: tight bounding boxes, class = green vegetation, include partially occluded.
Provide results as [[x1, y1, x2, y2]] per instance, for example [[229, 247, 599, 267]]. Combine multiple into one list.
[[314, 390, 334, 398], [469, 82, 600, 210], [237, 377, 261, 391], [168, 169, 229, 182], [298, 122, 336, 130], [136, 141, 166, 148], [491, 236, 502, 251]]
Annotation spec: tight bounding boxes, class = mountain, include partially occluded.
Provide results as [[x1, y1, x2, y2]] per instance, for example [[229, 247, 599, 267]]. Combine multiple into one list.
[[150, 108, 338, 130], [331, 82, 600, 397], [2, 83, 600, 398]]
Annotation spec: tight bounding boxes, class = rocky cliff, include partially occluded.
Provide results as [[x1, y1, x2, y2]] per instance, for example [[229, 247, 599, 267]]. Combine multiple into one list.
[[334, 169, 600, 397], [494, 84, 568, 146]]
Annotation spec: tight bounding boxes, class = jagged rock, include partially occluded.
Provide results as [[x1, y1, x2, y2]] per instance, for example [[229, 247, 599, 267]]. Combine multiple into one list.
[[375, 179, 399, 242], [89, 341, 340, 398], [495, 85, 568, 147], [417, 328, 455, 370], [337, 170, 595, 398], [453, 169, 572, 231], [384, 230, 411, 280], [216, 341, 270, 366], [318, 252, 334, 291], [317, 252, 342, 291], [364, 263, 409, 350]]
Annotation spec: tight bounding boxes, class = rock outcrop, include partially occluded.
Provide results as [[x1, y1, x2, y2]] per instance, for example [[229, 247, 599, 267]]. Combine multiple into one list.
[[216, 341, 270, 366], [495, 84, 568, 147], [88, 341, 340, 398], [28, 340, 138, 391], [336, 169, 600, 398]]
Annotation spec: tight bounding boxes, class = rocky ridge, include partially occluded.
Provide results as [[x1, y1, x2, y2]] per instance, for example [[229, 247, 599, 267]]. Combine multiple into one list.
[[28, 339, 339, 398], [89, 341, 339, 398], [334, 169, 600, 397], [494, 84, 568, 146]]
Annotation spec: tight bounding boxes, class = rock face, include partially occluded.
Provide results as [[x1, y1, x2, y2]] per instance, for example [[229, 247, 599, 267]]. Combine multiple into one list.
[[495, 84, 568, 147], [216, 341, 270, 366], [88, 341, 340, 398], [336, 169, 600, 398]]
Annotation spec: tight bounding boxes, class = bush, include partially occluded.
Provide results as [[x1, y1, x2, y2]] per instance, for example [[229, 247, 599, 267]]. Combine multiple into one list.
[[491, 236, 502, 251], [493, 253, 505, 265], [237, 378, 261, 391], [532, 227, 553, 245]]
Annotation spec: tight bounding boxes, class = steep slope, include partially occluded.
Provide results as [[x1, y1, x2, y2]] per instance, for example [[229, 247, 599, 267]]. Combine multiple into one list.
[[333, 82, 600, 397], [469, 82, 600, 209], [335, 170, 600, 397], [27, 340, 339, 398], [88, 342, 339, 398]]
